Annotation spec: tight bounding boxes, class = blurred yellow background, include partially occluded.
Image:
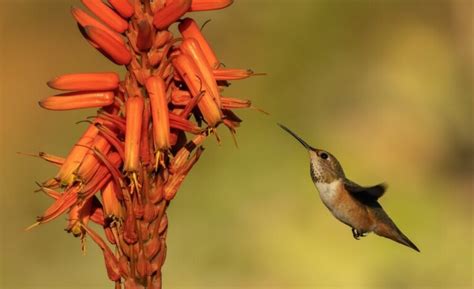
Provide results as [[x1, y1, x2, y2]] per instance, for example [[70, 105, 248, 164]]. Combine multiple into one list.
[[0, 0, 472, 288]]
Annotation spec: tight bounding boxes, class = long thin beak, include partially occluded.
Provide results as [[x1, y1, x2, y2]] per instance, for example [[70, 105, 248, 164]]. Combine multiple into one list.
[[277, 123, 313, 150]]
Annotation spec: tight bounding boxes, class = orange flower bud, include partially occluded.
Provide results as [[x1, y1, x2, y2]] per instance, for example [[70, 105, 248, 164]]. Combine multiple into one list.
[[152, 0, 192, 30], [146, 76, 171, 151], [71, 7, 125, 45], [56, 124, 99, 186], [179, 18, 219, 69], [180, 38, 221, 107], [108, 0, 134, 18], [39, 91, 115, 111], [81, 0, 129, 33], [171, 54, 222, 127], [85, 26, 132, 65], [47, 72, 120, 91], [189, 0, 233, 11], [124, 96, 144, 172]]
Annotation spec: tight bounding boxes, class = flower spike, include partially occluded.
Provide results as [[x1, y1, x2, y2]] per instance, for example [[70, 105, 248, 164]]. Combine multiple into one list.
[[31, 1, 260, 287]]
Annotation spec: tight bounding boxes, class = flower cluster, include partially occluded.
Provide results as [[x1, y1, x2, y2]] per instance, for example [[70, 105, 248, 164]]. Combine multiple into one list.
[[30, 0, 259, 288]]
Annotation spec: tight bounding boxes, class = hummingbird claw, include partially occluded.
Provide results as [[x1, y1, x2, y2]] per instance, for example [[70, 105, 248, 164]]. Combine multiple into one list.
[[352, 228, 360, 240], [352, 228, 366, 240]]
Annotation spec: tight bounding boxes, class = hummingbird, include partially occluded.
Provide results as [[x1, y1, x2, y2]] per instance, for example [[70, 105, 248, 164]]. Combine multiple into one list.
[[278, 123, 419, 252]]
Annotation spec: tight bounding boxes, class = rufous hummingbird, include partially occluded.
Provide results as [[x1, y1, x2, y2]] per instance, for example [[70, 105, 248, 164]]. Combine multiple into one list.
[[278, 123, 419, 252]]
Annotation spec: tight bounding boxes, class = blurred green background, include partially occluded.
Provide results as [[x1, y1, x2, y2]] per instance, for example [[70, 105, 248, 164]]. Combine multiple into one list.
[[0, 0, 472, 288]]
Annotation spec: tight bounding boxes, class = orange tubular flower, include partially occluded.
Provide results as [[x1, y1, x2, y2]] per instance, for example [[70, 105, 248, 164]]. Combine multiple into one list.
[[85, 26, 132, 65], [102, 181, 124, 218], [81, 0, 129, 33], [48, 72, 120, 91], [146, 76, 171, 152], [179, 18, 220, 69], [180, 38, 222, 107], [108, 0, 135, 18], [32, 0, 260, 288], [55, 124, 99, 186], [124, 96, 144, 172], [71, 7, 125, 45], [172, 54, 222, 127], [189, 0, 234, 11], [39, 91, 115, 111], [152, 0, 192, 30], [76, 135, 112, 182]]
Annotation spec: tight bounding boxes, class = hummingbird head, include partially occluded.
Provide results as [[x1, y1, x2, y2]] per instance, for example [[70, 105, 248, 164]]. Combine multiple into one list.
[[278, 123, 345, 183]]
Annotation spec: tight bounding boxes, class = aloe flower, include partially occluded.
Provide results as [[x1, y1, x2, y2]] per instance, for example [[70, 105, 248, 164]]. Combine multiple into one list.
[[28, 0, 260, 288]]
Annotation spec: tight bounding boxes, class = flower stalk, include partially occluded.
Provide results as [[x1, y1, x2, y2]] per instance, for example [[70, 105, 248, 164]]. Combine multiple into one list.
[[29, 0, 261, 288]]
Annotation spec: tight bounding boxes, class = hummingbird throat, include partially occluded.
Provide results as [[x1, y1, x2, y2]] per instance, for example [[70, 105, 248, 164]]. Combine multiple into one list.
[[310, 162, 326, 183]]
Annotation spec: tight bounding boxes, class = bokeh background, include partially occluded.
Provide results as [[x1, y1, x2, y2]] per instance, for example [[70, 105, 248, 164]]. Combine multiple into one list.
[[0, 0, 472, 288]]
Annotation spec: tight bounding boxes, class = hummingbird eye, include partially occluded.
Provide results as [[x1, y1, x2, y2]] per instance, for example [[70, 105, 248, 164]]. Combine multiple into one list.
[[319, 152, 329, 160]]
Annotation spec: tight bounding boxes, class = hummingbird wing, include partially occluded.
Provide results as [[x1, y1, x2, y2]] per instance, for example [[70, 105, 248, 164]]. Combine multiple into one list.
[[344, 179, 387, 201]]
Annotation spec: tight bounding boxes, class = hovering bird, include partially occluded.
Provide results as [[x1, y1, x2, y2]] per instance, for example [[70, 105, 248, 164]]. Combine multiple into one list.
[[278, 123, 419, 252]]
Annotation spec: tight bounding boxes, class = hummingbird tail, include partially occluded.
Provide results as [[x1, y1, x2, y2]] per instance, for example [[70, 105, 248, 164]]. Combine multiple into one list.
[[374, 223, 420, 252]]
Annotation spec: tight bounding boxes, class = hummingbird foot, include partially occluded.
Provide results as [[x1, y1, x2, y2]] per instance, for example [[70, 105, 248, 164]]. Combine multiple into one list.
[[351, 228, 366, 240]]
